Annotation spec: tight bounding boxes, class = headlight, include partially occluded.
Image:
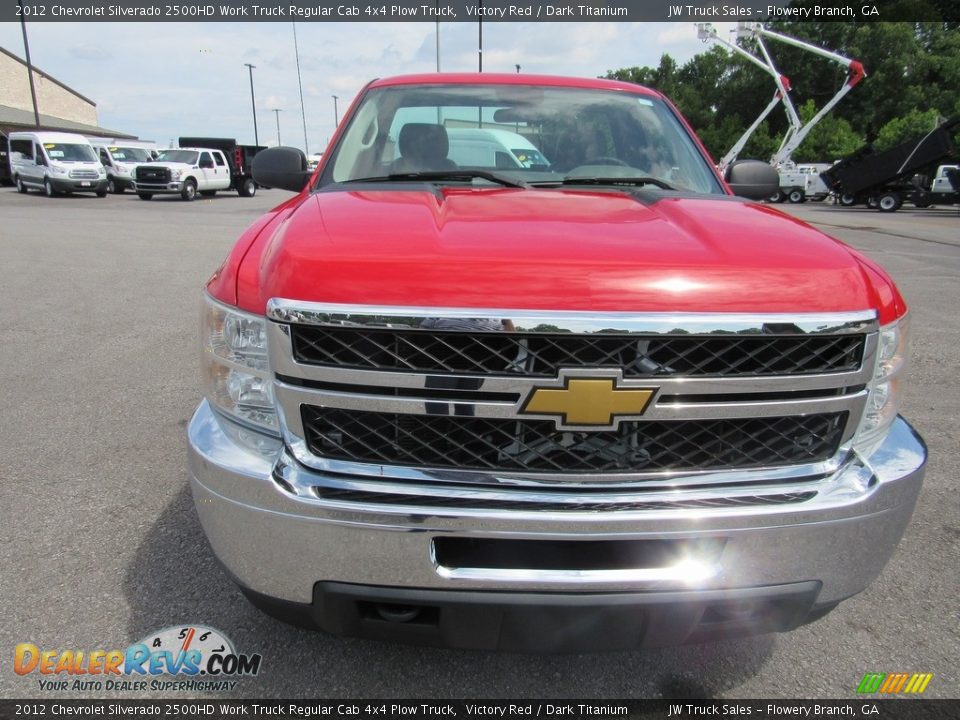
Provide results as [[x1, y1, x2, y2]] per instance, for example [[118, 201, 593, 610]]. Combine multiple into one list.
[[171, 169, 183, 180], [201, 293, 277, 433], [853, 314, 910, 457], [51, 164, 68, 175], [115, 163, 128, 172]]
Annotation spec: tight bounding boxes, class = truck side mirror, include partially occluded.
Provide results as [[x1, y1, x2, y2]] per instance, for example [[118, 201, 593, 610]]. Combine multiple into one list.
[[725, 160, 779, 200], [253, 147, 312, 192]]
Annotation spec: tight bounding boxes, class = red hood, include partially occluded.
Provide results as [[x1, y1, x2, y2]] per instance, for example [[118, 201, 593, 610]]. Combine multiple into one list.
[[240, 187, 903, 321]]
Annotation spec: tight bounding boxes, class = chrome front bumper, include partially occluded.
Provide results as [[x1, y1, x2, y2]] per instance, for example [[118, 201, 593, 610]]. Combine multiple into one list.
[[188, 400, 925, 616], [132, 180, 184, 193]]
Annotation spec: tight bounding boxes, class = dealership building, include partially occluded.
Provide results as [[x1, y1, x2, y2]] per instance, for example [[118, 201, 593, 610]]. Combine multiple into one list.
[[1, 46, 134, 179]]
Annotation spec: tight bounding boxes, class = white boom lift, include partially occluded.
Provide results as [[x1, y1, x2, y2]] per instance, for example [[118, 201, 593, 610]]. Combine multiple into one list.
[[696, 22, 801, 173], [698, 22, 866, 202], [737, 22, 866, 168]]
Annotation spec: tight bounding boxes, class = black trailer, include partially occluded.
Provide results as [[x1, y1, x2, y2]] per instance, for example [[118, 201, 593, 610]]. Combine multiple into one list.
[[178, 137, 264, 197], [820, 118, 959, 212]]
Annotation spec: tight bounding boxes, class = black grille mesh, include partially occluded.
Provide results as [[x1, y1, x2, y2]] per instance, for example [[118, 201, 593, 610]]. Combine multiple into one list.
[[291, 327, 864, 377], [302, 407, 847, 474], [134, 166, 170, 183]]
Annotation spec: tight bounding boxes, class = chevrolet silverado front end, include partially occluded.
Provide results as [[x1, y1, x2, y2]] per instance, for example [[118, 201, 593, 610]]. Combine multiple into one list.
[[187, 74, 924, 651]]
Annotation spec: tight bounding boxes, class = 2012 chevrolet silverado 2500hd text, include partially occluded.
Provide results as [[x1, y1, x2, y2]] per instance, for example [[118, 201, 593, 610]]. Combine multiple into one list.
[[187, 74, 925, 652]]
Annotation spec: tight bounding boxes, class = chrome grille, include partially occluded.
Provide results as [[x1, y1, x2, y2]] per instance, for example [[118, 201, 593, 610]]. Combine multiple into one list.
[[268, 301, 876, 496], [301, 406, 848, 474], [69, 169, 99, 179], [291, 326, 865, 377]]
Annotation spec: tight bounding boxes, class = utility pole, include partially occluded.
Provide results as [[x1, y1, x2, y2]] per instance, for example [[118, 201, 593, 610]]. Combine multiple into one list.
[[292, 22, 309, 154], [243, 63, 259, 146], [271, 109, 282, 145], [478, 0, 483, 72], [17, 0, 41, 127], [332, 95, 339, 127]]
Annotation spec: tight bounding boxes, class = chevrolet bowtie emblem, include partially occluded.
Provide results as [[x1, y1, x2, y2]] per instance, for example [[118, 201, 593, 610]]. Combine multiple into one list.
[[520, 373, 657, 430]]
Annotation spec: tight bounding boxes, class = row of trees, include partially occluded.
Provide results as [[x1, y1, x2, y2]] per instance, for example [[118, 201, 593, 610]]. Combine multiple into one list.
[[606, 22, 960, 164]]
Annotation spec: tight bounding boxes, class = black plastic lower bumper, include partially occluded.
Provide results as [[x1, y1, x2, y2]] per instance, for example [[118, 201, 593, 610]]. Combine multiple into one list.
[[242, 580, 823, 652], [50, 177, 107, 193]]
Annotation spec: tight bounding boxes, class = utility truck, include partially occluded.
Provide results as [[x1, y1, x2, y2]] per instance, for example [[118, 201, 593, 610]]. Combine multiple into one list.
[[698, 22, 864, 203], [133, 137, 263, 200]]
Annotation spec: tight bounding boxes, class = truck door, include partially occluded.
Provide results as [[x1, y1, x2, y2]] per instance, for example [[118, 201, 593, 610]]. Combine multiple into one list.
[[197, 151, 215, 189], [31, 143, 48, 184], [213, 151, 230, 189]]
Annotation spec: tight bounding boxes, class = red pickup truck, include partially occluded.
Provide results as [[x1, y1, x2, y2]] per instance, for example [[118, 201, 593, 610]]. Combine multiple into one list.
[[188, 74, 924, 651]]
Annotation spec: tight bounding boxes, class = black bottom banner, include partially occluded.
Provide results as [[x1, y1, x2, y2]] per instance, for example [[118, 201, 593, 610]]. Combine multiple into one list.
[[1, 700, 958, 720]]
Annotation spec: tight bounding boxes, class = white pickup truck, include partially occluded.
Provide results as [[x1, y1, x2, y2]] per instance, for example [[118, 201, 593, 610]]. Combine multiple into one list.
[[133, 147, 232, 201], [930, 164, 959, 194], [911, 164, 960, 209]]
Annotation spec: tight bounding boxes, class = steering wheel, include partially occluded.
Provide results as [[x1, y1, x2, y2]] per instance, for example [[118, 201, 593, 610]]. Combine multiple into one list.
[[579, 156, 629, 167]]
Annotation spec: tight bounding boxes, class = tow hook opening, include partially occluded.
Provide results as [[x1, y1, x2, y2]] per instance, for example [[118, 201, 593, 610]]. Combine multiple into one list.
[[361, 602, 439, 625]]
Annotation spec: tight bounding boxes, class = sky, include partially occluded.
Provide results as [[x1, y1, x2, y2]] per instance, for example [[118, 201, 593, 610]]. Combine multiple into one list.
[[0, 21, 733, 154]]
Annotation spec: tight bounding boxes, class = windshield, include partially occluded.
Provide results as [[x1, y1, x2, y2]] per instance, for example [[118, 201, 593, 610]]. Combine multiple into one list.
[[43, 143, 97, 162], [322, 83, 722, 194], [109, 147, 152, 162], [155, 150, 199, 164]]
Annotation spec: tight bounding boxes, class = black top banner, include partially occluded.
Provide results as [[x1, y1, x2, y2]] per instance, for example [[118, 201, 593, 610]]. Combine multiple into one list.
[[5, 0, 960, 23], [1, 700, 959, 720]]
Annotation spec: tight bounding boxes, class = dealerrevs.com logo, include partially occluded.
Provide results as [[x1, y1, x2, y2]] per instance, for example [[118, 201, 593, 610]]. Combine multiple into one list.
[[14, 625, 262, 692]]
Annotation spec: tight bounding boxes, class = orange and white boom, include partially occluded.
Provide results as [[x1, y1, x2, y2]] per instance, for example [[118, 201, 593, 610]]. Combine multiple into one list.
[[736, 22, 866, 167], [697, 23, 801, 172]]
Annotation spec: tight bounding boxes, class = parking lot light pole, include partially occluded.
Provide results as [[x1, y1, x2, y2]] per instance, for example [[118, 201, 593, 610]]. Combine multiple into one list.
[[272, 109, 282, 145], [332, 96, 339, 127], [478, 1, 483, 72], [293, 22, 309, 154], [18, 0, 41, 128], [244, 63, 259, 146]]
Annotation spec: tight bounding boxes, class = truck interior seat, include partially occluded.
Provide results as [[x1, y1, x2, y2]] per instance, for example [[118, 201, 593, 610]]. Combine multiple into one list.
[[392, 123, 457, 173]]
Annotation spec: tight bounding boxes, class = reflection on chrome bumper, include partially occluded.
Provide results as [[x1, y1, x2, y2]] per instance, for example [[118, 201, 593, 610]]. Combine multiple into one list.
[[188, 400, 925, 608], [133, 181, 183, 192]]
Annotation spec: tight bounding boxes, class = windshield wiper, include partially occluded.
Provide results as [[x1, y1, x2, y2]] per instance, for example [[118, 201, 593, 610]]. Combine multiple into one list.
[[559, 176, 675, 190], [350, 170, 529, 189]]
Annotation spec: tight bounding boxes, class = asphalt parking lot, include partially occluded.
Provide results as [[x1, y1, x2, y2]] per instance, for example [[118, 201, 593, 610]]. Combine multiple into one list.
[[1, 188, 957, 700]]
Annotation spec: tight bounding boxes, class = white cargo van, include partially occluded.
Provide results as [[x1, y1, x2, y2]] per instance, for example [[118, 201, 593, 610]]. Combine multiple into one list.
[[90, 140, 157, 194], [9, 131, 107, 197], [445, 128, 551, 170]]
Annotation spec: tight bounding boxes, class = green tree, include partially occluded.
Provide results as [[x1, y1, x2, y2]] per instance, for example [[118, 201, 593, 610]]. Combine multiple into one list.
[[605, 22, 959, 164], [791, 99, 865, 162], [875, 109, 945, 150]]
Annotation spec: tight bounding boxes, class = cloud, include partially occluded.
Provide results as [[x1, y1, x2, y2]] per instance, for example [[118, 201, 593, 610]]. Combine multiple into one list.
[[68, 45, 112, 61]]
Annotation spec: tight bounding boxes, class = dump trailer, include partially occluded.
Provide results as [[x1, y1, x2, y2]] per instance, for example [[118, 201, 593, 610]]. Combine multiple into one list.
[[177, 137, 265, 197], [821, 118, 959, 212]]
